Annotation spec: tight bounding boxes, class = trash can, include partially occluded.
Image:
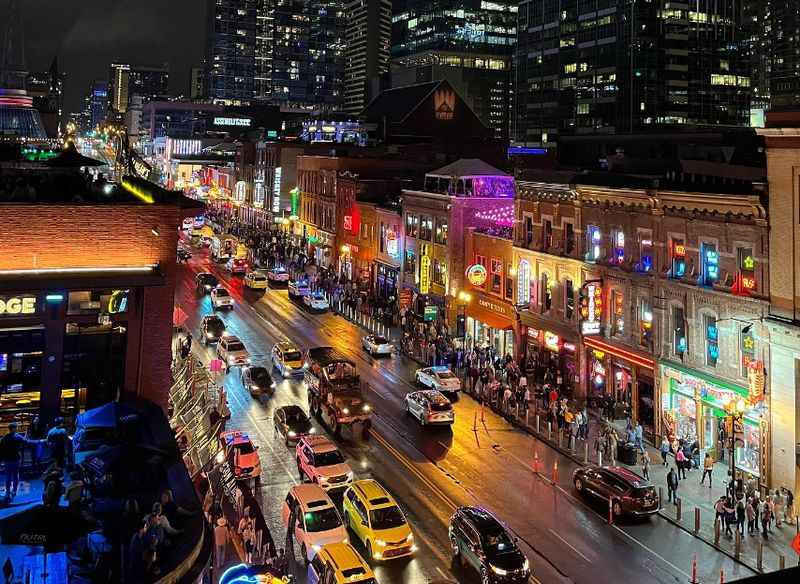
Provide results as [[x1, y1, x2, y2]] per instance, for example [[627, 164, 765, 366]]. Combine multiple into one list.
[[617, 442, 638, 465]]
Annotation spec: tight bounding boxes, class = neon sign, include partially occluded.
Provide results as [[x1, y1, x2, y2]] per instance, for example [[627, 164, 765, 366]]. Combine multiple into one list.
[[0, 295, 37, 316], [580, 283, 602, 335], [544, 332, 560, 351], [420, 255, 431, 294], [466, 264, 488, 286], [343, 216, 352, 231]]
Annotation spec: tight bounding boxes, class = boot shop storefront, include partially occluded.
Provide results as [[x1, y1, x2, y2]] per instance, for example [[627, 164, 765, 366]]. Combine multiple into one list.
[[465, 295, 516, 358], [584, 337, 656, 440], [660, 362, 768, 481]]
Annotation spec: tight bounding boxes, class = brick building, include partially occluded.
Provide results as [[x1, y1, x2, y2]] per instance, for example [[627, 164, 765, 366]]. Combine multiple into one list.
[[0, 170, 198, 424]]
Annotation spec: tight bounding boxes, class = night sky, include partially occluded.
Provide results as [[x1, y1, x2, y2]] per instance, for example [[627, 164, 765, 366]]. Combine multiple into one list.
[[20, 0, 207, 113]]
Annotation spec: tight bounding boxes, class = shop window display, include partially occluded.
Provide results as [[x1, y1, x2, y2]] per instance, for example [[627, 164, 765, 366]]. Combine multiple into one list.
[[517, 260, 531, 305]]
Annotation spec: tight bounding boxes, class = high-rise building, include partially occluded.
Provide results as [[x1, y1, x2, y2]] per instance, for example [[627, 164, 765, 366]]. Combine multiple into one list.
[[109, 63, 169, 114], [769, 1, 800, 109], [206, 0, 257, 103], [255, 0, 274, 100], [26, 58, 65, 138], [344, 0, 391, 114], [86, 80, 109, 130], [391, 0, 516, 140], [514, 0, 753, 147], [190, 66, 206, 100]]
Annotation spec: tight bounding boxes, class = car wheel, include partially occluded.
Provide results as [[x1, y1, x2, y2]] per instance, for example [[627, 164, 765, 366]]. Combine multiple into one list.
[[450, 535, 460, 558], [574, 478, 583, 492], [480, 566, 490, 584], [613, 501, 623, 517], [366, 541, 374, 562]]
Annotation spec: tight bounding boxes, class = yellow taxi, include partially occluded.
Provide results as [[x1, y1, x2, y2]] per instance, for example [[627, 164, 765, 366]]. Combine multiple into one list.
[[342, 479, 416, 561], [308, 542, 375, 584], [271, 341, 305, 377]]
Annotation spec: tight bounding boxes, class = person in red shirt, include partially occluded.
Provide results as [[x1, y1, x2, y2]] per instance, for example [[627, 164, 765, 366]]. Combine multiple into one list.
[[548, 387, 558, 406]]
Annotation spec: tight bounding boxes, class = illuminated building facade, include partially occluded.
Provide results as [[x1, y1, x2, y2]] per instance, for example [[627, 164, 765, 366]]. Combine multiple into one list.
[[206, 0, 258, 103], [514, 0, 752, 147], [343, 0, 392, 114], [25, 59, 65, 139], [769, 1, 800, 109], [391, 0, 516, 139], [88, 80, 108, 129]]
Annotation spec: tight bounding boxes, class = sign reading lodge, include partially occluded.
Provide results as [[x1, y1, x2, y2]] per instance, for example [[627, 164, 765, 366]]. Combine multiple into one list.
[[0, 295, 38, 316]]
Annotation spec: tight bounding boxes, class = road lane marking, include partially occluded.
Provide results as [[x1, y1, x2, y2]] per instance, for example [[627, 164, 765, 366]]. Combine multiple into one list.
[[548, 528, 591, 563]]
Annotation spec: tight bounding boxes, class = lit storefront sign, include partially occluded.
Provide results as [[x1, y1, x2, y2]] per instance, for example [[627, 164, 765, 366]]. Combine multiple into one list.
[[386, 230, 399, 258], [290, 187, 300, 218], [272, 167, 282, 213], [580, 282, 603, 335], [466, 264, 487, 286], [702, 244, 719, 284], [343, 216, 352, 231], [543, 331, 560, 352], [213, 117, 252, 127], [419, 255, 431, 294], [0, 295, 38, 316]]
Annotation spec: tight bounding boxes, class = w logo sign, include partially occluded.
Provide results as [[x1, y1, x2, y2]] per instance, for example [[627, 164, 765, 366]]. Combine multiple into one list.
[[434, 89, 455, 120]]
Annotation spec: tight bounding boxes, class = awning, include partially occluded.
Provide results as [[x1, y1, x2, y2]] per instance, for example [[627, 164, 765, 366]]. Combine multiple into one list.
[[584, 336, 654, 369], [466, 296, 515, 330], [518, 308, 580, 341]]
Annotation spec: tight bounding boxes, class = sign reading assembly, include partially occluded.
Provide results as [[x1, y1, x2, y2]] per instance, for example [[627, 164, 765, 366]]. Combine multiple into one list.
[[213, 117, 252, 127]]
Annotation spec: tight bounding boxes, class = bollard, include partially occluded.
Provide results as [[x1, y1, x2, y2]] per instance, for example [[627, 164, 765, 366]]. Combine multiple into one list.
[[532, 450, 540, 473], [734, 531, 741, 560], [535, 415, 540, 433], [569, 435, 575, 451], [608, 497, 614, 524], [584, 441, 589, 463], [480, 403, 485, 423], [526, 409, 530, 426], [598, 450, 603, 467], [694, 507, 700, 533], [658, 487, 663, 508], [719, 569, 724, 584], [714, 516, 721, 544], [552, 460, 558, 483], [757, 542, 763, 572], [676, 498, 682, 521], [779, 555, 785, 570], [558, 430, 563, 448], [472, 411, 478, 432], [690, 555, 699, 584]]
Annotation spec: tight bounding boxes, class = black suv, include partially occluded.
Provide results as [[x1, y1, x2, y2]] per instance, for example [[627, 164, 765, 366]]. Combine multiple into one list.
[[200, 315, 226, 344], [196, 272, 219, 293], [572, 465, 659, 518], [448, 507, 530, 584]]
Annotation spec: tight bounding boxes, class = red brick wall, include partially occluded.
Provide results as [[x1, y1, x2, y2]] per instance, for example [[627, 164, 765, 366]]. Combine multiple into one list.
[[0, 203, 187, 410]]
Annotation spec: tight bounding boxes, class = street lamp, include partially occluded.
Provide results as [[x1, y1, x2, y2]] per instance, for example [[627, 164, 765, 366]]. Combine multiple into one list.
[[722, 394, 746, 495]]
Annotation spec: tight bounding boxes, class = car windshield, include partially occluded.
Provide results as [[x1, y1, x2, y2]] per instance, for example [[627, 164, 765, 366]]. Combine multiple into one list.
[[234, 442, 255, 455], [227, 342, 245, 352], [373, 337, 388, 344], [437, 371, 455, 379], [201, 275, 218, 285], [312, 292, 325, 299], [304, 507, 341, 532], [283, 351, 301, 361], [215, 288, 230, 297], [285, 409, 308, 423], [483, 528, 514, 552], [251, 368, 271, 384], [253, 275, 266, 281], [314, 450, 345, 466], [369, 506, 406, 530], [206, 318, 224, 330], [430, 401, 452, 412]]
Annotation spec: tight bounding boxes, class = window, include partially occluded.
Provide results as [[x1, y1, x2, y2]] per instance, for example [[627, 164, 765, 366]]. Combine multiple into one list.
[[432, 259, 446, 286], [673, 306, 686, 355], [611, 290, 624, 335], [638, 233, 653, 272], [419, 215, 433, 240], [704, 315, 719, 367], [67, 289, 131, 315], [404, 249, 416, 275], [639, 299, 653, 347], [360, 222, 368, 240], [405, 214, 418, 238], [541, 273, 552, 312], [542, 219, 552, 249], [670, 237, 686, 278], [564, 279, 574, 319], [586, 225, 601, 261], [505, 263, 514, 301], [564, 223, 575, 254], [517, 260, 531, 305], [524, 216, 533, 245], [612, 230, 625, 264], [434, 218, 448, 245], [701, 242, 719, 286], [379, 223, 386, 253], [490, 258, 502, 294]]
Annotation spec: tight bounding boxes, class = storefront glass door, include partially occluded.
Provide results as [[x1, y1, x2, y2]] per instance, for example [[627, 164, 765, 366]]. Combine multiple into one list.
[[702, 406, 718, 457], [674, 393, 697, 443]]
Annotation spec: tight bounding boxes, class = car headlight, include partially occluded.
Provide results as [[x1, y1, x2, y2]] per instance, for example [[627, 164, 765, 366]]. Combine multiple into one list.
[[288, 431, 297, 437], [362, 404, 371, 412], [342, 537, 349, 544], [375, 539, 387, 547], [245, 357, 251, 363], [346, 471, 354, 481], [523, 558, 530, 572], [250, 385, 258, 391], [227, 356, 235, 364], [205, 284, 212, 289], [311, 544, 321, 552], [206, 332, 213, 338], [490, 565, 508, 576], [406, 533, 414, 542], [342, 408, 350, 415]]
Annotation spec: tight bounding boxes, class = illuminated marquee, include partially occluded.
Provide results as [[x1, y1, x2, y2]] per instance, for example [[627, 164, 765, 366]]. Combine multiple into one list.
[[465, 264, 487, 286], [434, 88, 455, 120], [0, 295, 38, 316], [213, 117, 252, 127], [420, 255, 431, 294], [580, 283, 603, 335]]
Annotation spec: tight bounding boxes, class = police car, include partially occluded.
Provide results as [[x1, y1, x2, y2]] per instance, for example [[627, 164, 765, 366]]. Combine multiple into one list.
[[414, 366, 461, 395], [303, 291, 329, 312], [267, 266, 291, 284], [219, 430, 262, 482]]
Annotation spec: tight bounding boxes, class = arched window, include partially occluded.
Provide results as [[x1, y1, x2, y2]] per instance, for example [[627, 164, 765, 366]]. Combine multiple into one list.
[[517, 260, 531, 305], [541, 273, 553, 312]]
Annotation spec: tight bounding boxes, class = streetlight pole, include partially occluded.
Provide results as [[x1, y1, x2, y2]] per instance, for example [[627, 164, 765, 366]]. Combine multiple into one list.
[[723, 395, 746, 496]]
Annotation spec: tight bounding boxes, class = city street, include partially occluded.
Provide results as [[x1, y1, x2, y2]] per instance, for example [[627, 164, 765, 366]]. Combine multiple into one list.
[[177, 244, 758, 584]]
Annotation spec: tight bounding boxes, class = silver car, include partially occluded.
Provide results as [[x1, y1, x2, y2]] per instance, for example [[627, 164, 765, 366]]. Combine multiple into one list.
[[404, 390, 455, 426], [361, 334, 392, 356]]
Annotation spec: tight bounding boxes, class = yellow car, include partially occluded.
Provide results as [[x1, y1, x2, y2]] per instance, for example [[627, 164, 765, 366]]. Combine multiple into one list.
[[342, 479, 415, 561], [272, 341, 305, 377], [307, 542, 375, 584]]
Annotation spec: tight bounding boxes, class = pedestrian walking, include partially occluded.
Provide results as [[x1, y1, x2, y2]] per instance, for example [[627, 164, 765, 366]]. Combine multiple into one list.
[[723, 497, 735, 537], [675, 448, 687, 479], [761, 499, 772, 537], [714, 496, 726, 526], [214, 517, 228, 569], [746, 499, 756, 535], [660, 437, 670, 466], [634, 422, 644, 452], [736, 498, 746, 535], [46, 417, 70, 470], [666, 467, 679, 504], [700, 453, 714, 487], [772, 489, 784, 527], [752, 492, 761, 532], [239, 507, 255, 563], [783, 487, 794, 522], [1, 422, 42, 502], [641, 449, 651, 481]]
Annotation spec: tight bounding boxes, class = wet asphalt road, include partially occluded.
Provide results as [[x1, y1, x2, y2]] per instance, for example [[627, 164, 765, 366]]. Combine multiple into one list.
[[176, 243, 758, 584]]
